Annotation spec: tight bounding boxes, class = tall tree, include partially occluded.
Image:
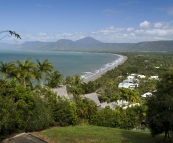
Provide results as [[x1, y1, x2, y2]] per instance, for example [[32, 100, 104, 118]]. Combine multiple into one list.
[[0, 61, 14, 80], [13, 58, 37, 87], [119, 88, 139, 104], [46, 70, 63, 88], [146, 72, 173, 139], [36, 59, 54, 87]]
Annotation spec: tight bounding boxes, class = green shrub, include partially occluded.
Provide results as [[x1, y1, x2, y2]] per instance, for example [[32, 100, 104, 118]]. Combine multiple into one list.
[[74, 95, 98, 123], [53, 97, 79, 126], [90, 107, 120, 128], [0, 96, 16, 141], [26, 95, 54, 132], [119, 107, 140, 129]]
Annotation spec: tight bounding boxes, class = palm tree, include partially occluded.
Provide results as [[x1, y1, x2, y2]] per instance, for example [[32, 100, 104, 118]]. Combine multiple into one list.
[[13, 58, 37, 87], [36, 59, 54, 87], [46, 70, 63, 88], [0, 61, 15, 80]]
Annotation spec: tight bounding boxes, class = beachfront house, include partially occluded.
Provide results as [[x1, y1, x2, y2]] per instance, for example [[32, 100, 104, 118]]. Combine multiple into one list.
[[51, 85, 70, 99], [118, 80, 139, 89], [84, 92, 116, 110], [84, 92, 101, 106], [51, 88, 117, 110], [118, 74, 145, 89]]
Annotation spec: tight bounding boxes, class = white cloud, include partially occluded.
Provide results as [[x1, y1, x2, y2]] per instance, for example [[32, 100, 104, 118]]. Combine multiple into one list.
[[154, 22, 163, 28], [93, 26, 124, 34], [39, 32, 47, 36], [135, 28, 173, 37], [139, 21, 150, 28], [127, 27, 134, 31], [19, 21, 173, 43]]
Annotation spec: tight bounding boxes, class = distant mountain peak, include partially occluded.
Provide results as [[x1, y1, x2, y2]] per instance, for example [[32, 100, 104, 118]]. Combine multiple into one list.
[[75, 37, 102, 44]]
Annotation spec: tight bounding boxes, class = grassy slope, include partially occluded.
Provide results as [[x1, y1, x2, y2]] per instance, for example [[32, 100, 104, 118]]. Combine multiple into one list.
[[33, 125, 172, 143]]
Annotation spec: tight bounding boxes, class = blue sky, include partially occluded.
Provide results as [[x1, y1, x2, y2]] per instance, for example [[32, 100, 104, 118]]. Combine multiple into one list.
[[1, 0, 173, 43]]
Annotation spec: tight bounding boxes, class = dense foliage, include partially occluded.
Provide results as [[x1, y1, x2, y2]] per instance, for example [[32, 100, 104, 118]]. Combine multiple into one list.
[[1, 52, 173, 141], [146, 72, 173, 139]]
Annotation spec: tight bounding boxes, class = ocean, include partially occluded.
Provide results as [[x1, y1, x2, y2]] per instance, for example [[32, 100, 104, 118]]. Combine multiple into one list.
[[0, 49, 121, 80]]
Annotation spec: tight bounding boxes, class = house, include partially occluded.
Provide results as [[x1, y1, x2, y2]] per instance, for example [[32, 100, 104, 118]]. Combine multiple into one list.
[[99, 102, 116, 110], [51, 85, 70, 99], [108, 102, 116, 110], [118, 80, 139, 88], [137, 75, 146, 78], [99, 102, 108, 110], [84, 93, 116, 110], [127, 75, 135, 81], [84, 92, 101, 106], [149, 76, 159, 80], [141, 92, 152, 98], [116, 100, 129, 107], [118, 74, 139, 89]]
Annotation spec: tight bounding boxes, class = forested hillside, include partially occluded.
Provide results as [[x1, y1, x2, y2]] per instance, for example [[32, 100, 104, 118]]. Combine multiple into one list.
[[1, 37, 173, 52]]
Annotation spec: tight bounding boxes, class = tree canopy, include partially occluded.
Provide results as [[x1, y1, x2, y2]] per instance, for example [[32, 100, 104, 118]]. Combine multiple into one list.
[[146, 72, 173, 139]]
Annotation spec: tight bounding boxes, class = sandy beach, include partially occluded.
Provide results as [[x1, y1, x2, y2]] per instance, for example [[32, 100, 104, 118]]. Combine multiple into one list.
[[83, 54, 128, 83]]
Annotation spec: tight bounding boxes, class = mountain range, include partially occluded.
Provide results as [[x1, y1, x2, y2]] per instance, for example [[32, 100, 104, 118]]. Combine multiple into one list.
[[0, 37, 173, 52]]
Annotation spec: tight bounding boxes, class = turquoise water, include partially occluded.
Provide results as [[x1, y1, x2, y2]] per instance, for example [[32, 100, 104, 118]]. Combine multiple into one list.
[[0, 49, 120, 79]]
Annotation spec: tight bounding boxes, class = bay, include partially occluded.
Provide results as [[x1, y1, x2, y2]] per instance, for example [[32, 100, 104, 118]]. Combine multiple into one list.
[[0, 49, 120, 80]]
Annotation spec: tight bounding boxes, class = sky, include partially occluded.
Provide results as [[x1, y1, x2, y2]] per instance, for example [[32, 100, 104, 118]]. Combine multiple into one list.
[[1, 0, 173, 44]]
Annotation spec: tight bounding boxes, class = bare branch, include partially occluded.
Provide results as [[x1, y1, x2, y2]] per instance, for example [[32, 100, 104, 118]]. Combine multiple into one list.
[[0, 30, 21, 40]]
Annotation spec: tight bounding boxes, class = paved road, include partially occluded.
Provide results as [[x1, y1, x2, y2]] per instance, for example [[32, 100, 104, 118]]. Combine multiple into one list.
[[3, 133, 48, 143]]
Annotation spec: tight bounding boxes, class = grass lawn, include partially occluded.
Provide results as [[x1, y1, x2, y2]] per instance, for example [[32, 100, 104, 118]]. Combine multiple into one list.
[[33, 125, 173, 143]]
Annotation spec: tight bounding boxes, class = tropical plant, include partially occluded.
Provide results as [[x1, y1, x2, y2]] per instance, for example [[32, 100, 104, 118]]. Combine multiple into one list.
[[146, 72, 173, 139], [46, 70, 63, 88], [11, 58, 37, 87], [119, 107, 140, 129], [119, 88, 139, 104], [90, 107, 120, 128], [53, 97, 79, 126], [36, 59, 54, 87], [26, 94, 54, 132], [73, 94, 98, 123], [0, 61, 14, 80], [0, 96, 16, 140]]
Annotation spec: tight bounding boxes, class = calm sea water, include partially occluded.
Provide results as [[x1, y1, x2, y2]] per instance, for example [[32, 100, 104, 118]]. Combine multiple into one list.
[[0, 49, 120, 79]]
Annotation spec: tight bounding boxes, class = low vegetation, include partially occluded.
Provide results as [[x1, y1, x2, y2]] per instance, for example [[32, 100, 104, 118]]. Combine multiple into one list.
[[35, 125, 172, 143]]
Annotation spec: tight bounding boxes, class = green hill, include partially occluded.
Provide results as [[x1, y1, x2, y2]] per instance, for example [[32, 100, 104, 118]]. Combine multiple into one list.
[[1, 37, 173, 52], [129, 40, 173, 52]]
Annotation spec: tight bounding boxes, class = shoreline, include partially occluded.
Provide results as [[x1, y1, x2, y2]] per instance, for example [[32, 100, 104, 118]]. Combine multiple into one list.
[[83, 54, 128, 83]]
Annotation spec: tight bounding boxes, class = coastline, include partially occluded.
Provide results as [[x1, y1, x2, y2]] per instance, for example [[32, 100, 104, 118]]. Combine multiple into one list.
[[83, 54, 128, 83]]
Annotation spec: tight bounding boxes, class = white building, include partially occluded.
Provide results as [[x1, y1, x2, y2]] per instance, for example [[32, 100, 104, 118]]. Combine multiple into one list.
[[116, 100, 129, 107], [141, 92, 152, 98], [122, 103, 140, 110], [118, 80, 139, 88], [137, 75, 146, 78], [149, 76, 159, 80]]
